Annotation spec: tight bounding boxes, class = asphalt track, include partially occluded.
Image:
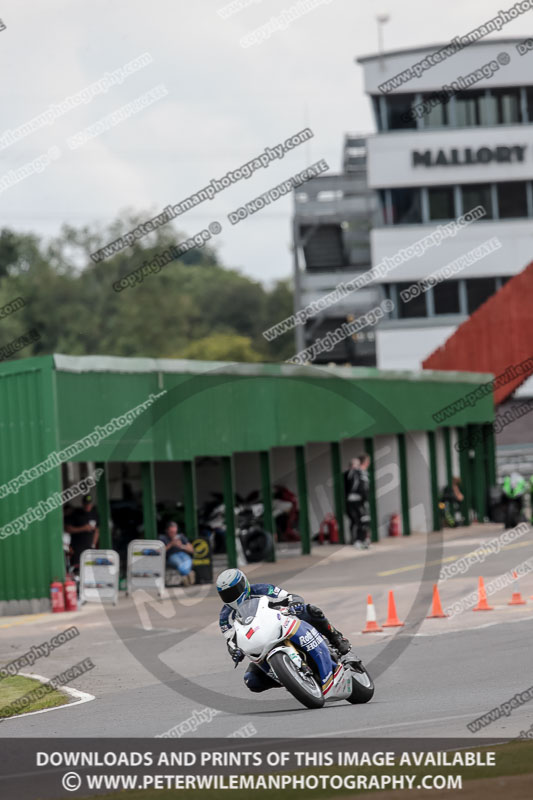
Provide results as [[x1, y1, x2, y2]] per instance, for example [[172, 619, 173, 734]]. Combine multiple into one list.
[[1, 523, 533, 740]]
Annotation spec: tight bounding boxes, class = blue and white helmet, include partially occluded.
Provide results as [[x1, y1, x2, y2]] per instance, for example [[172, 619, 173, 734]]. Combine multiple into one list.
[[216, 569, 250, 610]]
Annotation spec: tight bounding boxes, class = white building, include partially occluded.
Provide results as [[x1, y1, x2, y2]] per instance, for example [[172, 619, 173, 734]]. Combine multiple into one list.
[[358, 36, 533, 385]]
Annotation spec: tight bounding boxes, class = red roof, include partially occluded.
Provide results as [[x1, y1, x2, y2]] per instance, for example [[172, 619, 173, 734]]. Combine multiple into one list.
[[423, 262, 533, 405]]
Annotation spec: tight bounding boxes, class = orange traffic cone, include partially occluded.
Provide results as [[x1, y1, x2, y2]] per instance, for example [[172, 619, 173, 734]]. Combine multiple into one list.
[[382, 590, 404, 627], [427, 584, 448, 618], [508, 572, 526, 606], [473, 576, 493, 611], [362, 594, 382, 633]]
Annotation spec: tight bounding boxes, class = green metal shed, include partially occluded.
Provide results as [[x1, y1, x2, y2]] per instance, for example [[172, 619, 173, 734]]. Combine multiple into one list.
[[0, 355, 495, 614]]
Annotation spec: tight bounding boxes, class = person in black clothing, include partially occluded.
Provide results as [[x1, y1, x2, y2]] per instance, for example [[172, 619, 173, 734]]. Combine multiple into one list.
[[344, 455, 371, 549], [65, 494, 100, 566]]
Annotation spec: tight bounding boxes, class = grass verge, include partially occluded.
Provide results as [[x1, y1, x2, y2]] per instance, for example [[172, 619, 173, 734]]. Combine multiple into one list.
[[0, 674, 69, 719]]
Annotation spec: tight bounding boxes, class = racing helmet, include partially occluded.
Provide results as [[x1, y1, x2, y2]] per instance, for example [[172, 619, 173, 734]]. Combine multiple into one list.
[[216, 569, 250, 610]]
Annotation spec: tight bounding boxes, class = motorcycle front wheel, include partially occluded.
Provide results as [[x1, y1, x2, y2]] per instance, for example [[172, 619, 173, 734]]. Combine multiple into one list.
[[347, 661, 375, 704], [269, 652, 325, 709]]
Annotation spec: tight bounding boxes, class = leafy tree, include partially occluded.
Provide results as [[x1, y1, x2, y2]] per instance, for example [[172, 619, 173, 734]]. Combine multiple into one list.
[[176, 333, 263, 362], [0, 218, 295, 364]]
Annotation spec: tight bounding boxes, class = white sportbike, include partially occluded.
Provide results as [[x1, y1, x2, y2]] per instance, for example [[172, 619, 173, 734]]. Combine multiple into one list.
[[232, 595, 374, 709]]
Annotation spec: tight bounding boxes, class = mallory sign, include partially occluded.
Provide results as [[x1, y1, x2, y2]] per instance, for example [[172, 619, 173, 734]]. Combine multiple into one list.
[[412, 145, 527, 168]]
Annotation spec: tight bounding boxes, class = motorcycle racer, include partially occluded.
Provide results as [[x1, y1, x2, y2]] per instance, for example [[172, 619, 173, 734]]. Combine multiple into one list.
[[216, 568, 352, 693]]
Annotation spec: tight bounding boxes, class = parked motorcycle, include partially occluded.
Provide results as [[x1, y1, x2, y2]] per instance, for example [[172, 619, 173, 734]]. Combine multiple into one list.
[[502, 472, 527, 528], [198, 491, 273, 562], [232, 595, 374, 709]]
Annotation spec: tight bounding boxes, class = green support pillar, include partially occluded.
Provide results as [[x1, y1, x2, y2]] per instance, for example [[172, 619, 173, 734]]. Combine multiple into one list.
[[141, 462, 157, 540], [182, 460, 198, 540], [260, 451, 276, 562], [364, 437, 379, 543], [295, 445, 311, 555], [458, 428, 471, 526], [443, 427, 453, 489], [222, 455, 237, 569], [397, 433, 411, 536], [427, 432, 440, 532], [484, 423, 497, 488], [95, 462, 111, 549], [330, 442, 346, 544], [471, 424, 487, 522]]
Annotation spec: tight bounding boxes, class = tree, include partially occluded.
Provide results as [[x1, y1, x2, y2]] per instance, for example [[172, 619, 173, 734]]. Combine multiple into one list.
[[0, 217, 295, 363], [176, 334, 263, 362]]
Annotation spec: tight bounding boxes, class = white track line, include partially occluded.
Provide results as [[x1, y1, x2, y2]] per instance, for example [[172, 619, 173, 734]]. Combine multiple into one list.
[[2, 672, 95, 721], [309, 711, 489, 737]]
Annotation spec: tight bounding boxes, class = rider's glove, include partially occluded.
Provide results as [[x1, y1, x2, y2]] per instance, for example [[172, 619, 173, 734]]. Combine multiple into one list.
[[288, 601, 305, 615], [231, 647, 244, 666], [227, 640, 244, 666]]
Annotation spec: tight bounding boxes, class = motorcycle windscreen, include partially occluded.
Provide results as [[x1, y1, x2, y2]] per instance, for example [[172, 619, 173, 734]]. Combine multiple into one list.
[[288, 619, 336, 686], [235, 597, 260, 624]]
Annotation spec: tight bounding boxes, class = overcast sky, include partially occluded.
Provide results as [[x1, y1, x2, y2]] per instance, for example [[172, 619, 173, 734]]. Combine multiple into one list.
[[1, 0, 530, 285]]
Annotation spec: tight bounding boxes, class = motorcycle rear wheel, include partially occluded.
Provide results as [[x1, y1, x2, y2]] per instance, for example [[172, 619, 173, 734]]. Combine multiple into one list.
[[269, 652, 325, 709]]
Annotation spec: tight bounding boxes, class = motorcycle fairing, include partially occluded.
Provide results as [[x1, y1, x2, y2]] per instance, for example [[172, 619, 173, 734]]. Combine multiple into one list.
[[288, 619, 336, 687]]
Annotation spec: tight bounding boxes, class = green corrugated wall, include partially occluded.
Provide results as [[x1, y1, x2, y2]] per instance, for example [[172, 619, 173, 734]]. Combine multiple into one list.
[[0, 356, 495, 607]]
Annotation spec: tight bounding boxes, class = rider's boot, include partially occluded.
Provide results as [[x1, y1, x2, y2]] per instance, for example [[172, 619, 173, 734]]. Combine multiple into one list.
[[326, 626, 352, 655], [306, 605, 352, 655]]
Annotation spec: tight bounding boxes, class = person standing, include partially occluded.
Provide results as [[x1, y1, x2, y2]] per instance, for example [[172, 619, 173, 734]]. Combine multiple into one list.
[[65, 493, 100, 566], [344, 455, 371, 549]]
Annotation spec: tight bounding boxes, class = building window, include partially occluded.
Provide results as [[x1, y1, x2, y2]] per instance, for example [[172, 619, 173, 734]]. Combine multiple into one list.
[[372, 96, 384, 131], [461, 184, 493, 218], [396, 282, 427, 318], [454, 91, 484, 126], [488, 88, 522, 125], [428, 186, 455, 220], [497, 181, 528, 218], [525, 87, 533, 122], [466, 278, 497, 313], [384, 94, 417, 130], [420, 93, 450, 128], [433, 280, 461, 314], [389, 188, 422, 224]]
